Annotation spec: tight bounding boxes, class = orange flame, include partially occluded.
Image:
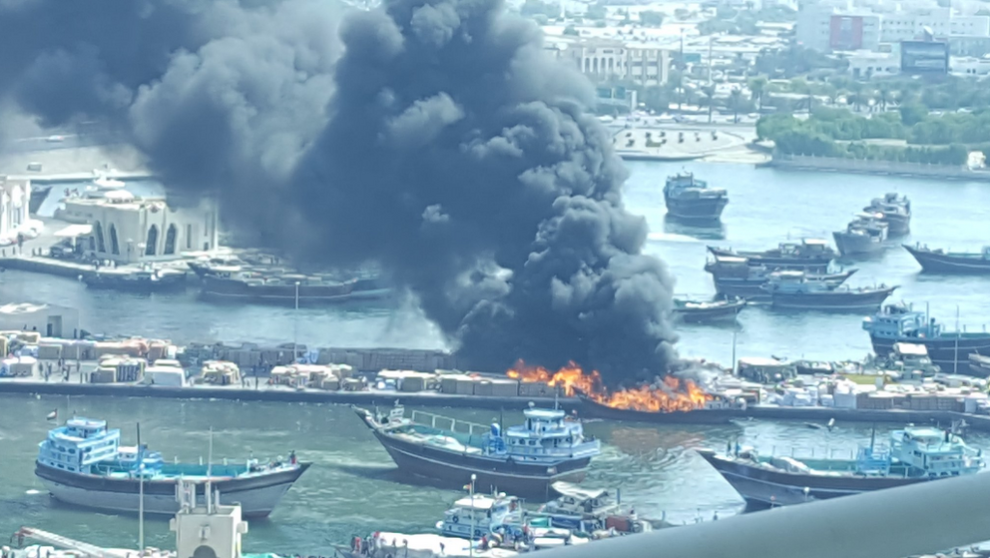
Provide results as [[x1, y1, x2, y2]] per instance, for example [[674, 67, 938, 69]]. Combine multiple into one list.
[[506, 360, 712, 413]]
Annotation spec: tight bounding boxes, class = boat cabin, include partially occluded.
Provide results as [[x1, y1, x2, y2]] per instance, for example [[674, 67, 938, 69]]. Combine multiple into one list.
[[37, 418, 121, 474], [862, 304, 938, 340], [502, 407, 600, 462], [542, 482, 619, 519], [889, 427, 984, 478], [779, 239, 832, 257], [885, 343, 939, 378], [665, 172, 707, 190], [736, 357, 795, 383], [437, 493, 523, 540]]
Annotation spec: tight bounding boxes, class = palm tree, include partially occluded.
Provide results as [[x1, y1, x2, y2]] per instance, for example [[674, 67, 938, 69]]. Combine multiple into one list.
[[701, 84, 717, 123], [876, 83, 892, 112], [728, 88, 743, 123], [748, 76, 767, 113], [669, 70, 684, 112], [825, 84, 841, 106]]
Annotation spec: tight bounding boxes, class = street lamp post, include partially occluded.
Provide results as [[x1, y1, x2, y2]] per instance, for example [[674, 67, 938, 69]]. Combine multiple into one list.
[[469, 473, 477, 558], [293, 281, 300, 363]]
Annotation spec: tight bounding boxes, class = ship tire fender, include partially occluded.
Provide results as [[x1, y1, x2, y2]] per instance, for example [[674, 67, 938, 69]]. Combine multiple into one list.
[[451, 515, 459, 523]]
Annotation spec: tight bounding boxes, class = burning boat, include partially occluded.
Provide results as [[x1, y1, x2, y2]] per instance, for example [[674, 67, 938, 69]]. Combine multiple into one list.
[[506, 362, 739, 424], [355, 402, 600, 497]]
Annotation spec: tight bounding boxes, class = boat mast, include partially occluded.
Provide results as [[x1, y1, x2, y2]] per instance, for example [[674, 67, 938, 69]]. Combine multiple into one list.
[[137, 423, 144, 553], [731, 330, 738, 376], [207, 427, 214, 514], [955, 306, 961, 376]]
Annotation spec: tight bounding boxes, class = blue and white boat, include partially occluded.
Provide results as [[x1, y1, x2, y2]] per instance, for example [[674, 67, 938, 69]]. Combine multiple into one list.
[[436, 493, 525, 540], [356, 402, 601, 497], [699, 425, 985, 507], [34, 417, 310, 518], [863, 303, 990, 372]]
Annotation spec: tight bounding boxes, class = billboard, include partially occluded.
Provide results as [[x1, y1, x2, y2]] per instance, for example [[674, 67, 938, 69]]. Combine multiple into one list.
[[901, 40, 949, 74], [829, 15, 864, 51]]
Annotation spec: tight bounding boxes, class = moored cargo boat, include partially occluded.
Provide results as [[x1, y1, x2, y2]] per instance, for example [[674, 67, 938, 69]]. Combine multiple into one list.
[[865, 192, 911, 236], [83, 268, 188, 293], [902, 244, 990, 274], [832, 213, 888, 257], [698, 425, 984, 507], [705, 255, 855, 298], [707, 239, 836, 270], [671, 297, 746, 322], [355, 403, 600, 497], [663, 172, 728, 222], [863, 303, 990, 374], [34, 417, 309, 518], [764, 272, 897, 312]]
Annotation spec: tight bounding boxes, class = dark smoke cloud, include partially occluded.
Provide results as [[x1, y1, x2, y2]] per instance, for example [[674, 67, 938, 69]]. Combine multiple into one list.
[[0, 0, 680, 385], [288, 0, 679, 383], [0, 0, 343, 233]]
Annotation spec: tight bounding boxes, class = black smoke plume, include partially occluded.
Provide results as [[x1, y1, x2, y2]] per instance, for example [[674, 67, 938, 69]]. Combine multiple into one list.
[[0, 0, 343, 232], [0, 0, 680, 384], [288, 0, 679, 382]]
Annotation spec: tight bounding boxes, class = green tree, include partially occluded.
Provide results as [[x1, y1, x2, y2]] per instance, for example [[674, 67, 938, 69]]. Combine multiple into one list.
[[639, 10, 664, 25], [585, 3, 606, 20], [748, 76, 767, 112], [701, 84, 717, 123], [521, 0, 555, 17], [899, 103, 928, 126], [728, 88, 744, 123]]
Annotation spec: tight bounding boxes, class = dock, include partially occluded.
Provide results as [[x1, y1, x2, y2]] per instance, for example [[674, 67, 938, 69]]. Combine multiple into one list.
[[0, 255, 103, 279], [11, 171, 155, 184]]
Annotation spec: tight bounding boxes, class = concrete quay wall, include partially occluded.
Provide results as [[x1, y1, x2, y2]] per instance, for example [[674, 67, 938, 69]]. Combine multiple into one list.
[[763, 154, 990, 182], [3, 380, 989, 429], [0, 381, 570, 410]]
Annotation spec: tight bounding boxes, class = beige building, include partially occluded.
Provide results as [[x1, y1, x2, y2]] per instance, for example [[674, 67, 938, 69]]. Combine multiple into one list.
[[59, 193, 219, 264], [0, 176, 31, 240], [547, 38, 671, 87]]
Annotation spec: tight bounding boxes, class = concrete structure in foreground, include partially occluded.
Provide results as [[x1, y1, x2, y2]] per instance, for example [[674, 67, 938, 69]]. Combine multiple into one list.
[[539, 469, 990, 558]]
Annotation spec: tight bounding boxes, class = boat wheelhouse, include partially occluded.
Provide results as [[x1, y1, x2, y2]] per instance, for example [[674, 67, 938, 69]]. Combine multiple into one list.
[[863, 303, 990, 374], [436, 493, 524, 540]]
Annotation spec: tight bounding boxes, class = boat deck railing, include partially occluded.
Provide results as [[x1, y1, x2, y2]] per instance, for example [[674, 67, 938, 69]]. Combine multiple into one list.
[[410, 410, 492, 438]]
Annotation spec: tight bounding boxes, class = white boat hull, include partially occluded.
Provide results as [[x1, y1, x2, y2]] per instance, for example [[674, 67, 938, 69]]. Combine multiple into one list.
[[39, 476, 296, 517]]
